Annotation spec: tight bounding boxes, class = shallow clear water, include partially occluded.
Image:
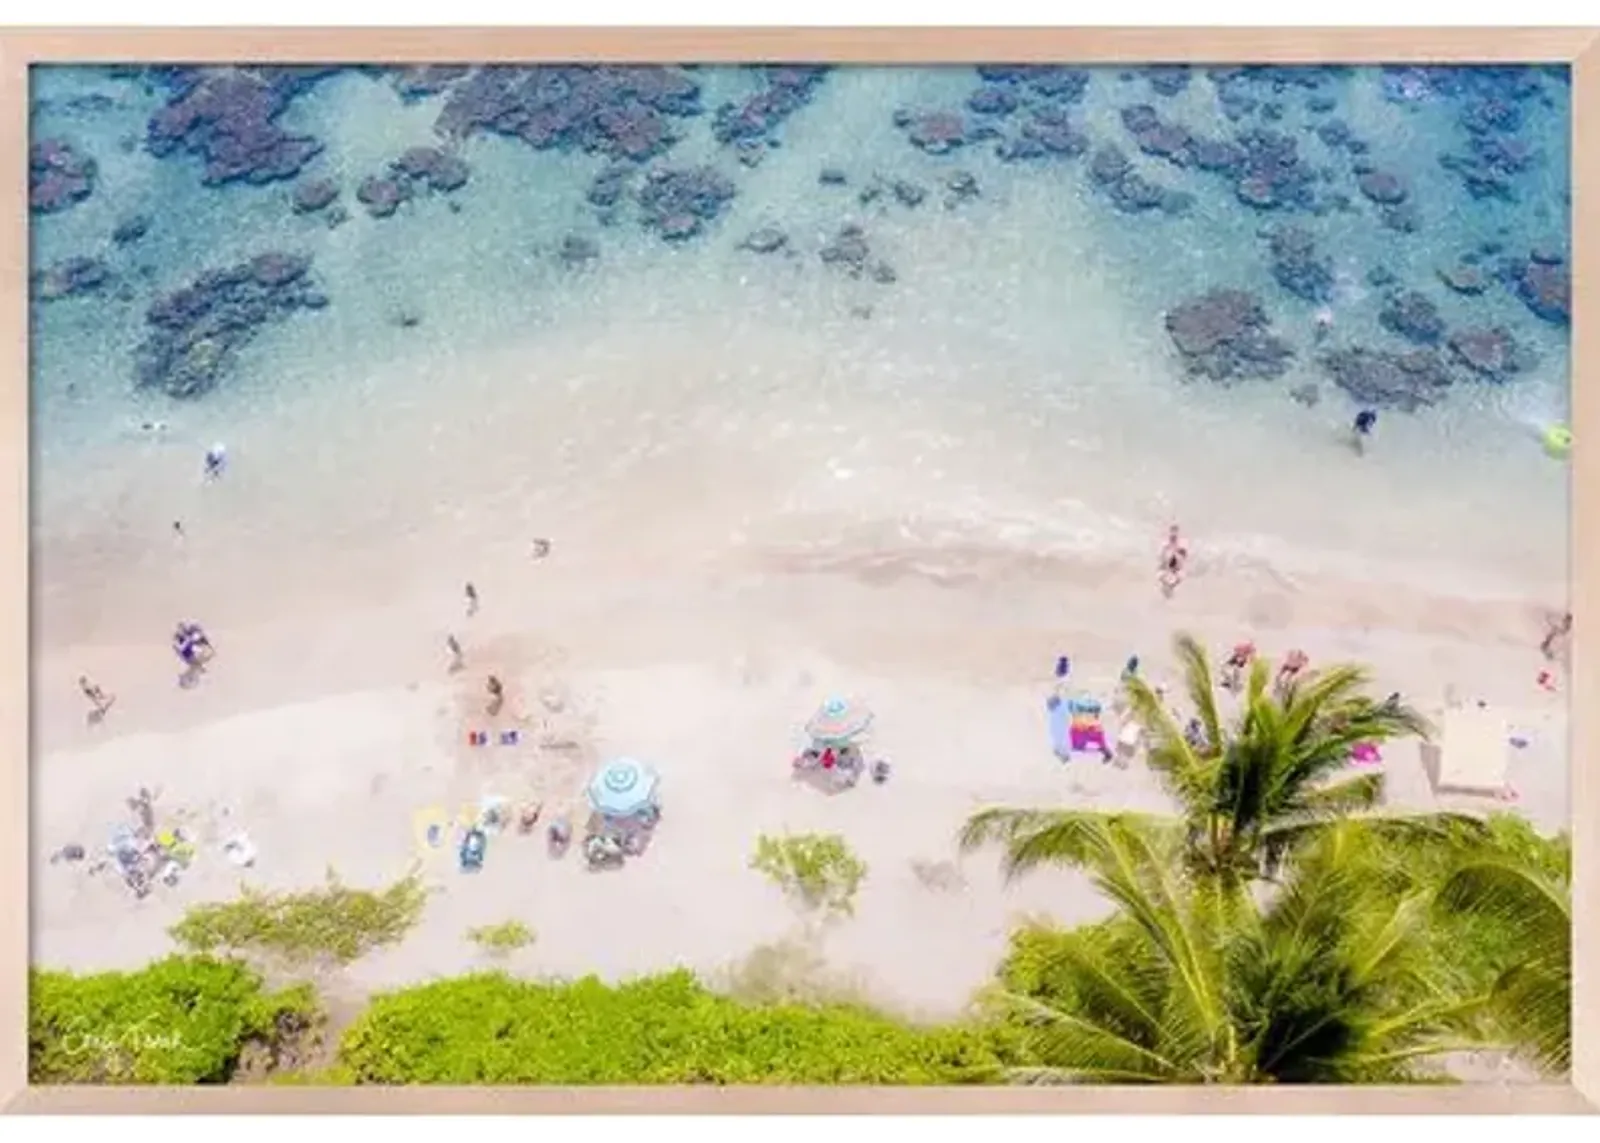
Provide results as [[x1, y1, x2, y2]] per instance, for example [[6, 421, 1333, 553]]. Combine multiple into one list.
[[28, 64, 1572, 641]]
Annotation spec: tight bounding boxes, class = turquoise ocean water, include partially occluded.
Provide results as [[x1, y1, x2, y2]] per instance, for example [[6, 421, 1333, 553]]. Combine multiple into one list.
[[28, 65, 1572, 644]]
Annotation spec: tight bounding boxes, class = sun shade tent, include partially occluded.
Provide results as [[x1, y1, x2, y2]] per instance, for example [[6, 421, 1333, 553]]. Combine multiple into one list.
[[1429, 707, 1510, 795]]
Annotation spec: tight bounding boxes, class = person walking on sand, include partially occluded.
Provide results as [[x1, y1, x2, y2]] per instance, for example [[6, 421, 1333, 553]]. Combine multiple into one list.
[[1540, 611, 1572, 661], [485, 674, 505, 717], [464, 582, 479, 618], [1350, 409, 1378, 456], [446, 635, 464, 674], [1158, 525, 1188, 598], [79, 675, 114, 722], [1051, 655, 1071, 698]]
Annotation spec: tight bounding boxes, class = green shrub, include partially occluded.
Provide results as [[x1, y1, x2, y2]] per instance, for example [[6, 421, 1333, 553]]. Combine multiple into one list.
[[750, 833, 867, 917], [170, 871, 427, 967], [466, 920, 535, 957], [29, 955, 319, 1084], [337, 970, 1004, 1084]]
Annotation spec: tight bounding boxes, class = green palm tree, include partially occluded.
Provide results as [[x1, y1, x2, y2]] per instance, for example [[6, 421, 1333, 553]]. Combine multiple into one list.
[[962, 633, 1451, 891], [1435, 854, 1571, 1074], [988, 819, 1485, 1084]]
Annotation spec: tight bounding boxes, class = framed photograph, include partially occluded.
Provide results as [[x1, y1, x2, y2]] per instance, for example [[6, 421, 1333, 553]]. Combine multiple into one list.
[[1, 25, 1592, 1115]]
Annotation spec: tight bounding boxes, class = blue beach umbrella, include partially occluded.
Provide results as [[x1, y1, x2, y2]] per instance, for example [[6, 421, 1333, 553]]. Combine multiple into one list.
[[586, 758, 661, 820], [805, 696, 874, 745]]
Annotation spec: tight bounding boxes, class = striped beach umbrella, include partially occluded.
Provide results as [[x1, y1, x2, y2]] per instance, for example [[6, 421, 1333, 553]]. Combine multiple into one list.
[[805, 696, 874, 745]]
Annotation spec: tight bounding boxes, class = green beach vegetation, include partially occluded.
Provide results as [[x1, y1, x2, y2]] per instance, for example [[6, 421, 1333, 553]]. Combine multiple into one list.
[[29, 956, 320, 1084], [335, 971, 1004, 1084], [466, 919, 537, 957], [29, 636, 1571, 1085], [168, 869, 428, 967], [750, 832, 868, 918]]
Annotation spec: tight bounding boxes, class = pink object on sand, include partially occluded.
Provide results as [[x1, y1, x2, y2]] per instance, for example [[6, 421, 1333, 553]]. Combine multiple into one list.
[[1069, 726, 1107, 753], [1349, 742, 1382, 765]]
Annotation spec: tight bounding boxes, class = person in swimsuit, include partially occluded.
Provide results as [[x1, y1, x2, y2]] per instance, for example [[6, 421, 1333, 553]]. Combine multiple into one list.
[[485, 674, 505, 717], [1158, 525, 1188, 597], [79, 675, 114, 721], [1276, 648, 1309, 694], [173, 622, 213, 665], [1221, 641, 1255, 692], [1051, 655, 1072, 699], [464, 582, 479, 618], [446, 635, 464, 674], [1350, 409, 1378, 455], [173, 622, 213, 689], [1540, 612, 1572, 661]]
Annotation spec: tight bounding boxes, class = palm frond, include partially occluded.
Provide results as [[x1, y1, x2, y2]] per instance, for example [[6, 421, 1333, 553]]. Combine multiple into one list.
[[957, 808, 1184, 883], [1435, 857, 1572, 1073], [988, 987, 1186, 1082]]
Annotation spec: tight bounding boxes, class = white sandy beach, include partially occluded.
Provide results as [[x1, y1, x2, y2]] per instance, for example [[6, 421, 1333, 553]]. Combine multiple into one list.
[[32, 523, 1569, 1021]]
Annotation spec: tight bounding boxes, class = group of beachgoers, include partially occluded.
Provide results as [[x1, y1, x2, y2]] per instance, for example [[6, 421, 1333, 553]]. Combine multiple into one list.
[[71, 433, 564, 727], [1152, 520, 1568, 707]]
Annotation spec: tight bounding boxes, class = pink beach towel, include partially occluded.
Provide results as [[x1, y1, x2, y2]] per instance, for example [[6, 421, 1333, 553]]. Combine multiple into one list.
[[1349, 742, 1382, 766]]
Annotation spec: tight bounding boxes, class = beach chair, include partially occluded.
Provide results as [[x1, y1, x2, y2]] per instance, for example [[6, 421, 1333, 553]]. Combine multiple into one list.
[[1115, 720, 1143, 762], [458, 828, 487, 872]]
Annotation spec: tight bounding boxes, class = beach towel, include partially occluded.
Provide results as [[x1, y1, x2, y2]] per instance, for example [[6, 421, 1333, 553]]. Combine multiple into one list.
[[412, 806, 451, 858], [1046, 696, 1072, 760], [1067, 697, 1109, 754], [1048, 694, 1109, 759]]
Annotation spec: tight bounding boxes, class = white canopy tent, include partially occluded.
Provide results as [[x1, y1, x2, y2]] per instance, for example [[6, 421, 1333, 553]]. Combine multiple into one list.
[[1427, 707, 1511, 796]]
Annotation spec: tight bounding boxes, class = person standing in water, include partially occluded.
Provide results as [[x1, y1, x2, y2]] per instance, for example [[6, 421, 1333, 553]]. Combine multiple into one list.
[[1158, 526, 1188, 598], [203, 443, 227, 481], [1313, 306, 1335, 345], [1350, 409, 1378, 455]]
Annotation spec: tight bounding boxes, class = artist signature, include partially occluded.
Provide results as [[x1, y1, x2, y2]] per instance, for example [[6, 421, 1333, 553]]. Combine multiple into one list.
[[59, 1016, 184, 1057]]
